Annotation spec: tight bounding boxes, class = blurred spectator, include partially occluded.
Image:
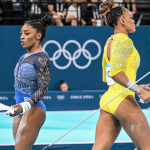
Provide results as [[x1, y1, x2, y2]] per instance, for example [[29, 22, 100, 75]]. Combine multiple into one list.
[[23, 0, 48, 20], [0, 0, 13, 25], [60, 80, 69, 92], [12, 0, 24, 25], [113, 0, 123, 6], [123, 0, 136, 15], [80, 0, 95, 25], [0, 2, 2, 22], [47, 0, 69, 26], [65, 0, 86, 26], [12, 0, 23, 9], [85, 0, 104, 26]]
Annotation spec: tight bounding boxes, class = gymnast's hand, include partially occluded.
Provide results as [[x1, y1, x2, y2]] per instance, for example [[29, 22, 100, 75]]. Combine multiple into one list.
[[137, 84, 150, 103], [6, 104, 23, 117], [142, 85, 150, 92]]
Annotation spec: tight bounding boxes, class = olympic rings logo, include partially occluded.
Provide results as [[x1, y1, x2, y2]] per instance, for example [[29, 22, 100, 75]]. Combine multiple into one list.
[[43, 39, 101, 70]]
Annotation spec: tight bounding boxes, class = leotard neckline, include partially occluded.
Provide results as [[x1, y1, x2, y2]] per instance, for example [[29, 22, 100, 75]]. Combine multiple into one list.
[[24, 51, 47, 58]]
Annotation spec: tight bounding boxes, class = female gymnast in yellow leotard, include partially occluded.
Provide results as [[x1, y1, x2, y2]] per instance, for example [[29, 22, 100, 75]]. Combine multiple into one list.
[[92, 0, 150, 150]]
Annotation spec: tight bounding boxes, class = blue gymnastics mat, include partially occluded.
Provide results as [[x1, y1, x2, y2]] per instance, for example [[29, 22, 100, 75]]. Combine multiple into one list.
[[0, 109, 150, 150]]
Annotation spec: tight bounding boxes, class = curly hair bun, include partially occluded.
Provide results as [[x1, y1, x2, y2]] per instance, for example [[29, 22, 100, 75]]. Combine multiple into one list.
[[99, 0, 115, 16], [41, 15, 54, 27]]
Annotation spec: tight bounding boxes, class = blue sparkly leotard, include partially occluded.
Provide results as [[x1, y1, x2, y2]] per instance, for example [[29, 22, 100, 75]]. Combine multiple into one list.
[[14, 52, 51, 116]]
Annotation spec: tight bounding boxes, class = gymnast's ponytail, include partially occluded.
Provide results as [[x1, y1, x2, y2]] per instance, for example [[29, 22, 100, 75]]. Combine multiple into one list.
[[39, 15, 54, 27]]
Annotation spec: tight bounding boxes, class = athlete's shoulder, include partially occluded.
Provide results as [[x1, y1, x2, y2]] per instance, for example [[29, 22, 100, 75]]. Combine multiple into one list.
[[117, 35, 133, 53], [34, 52, 51, 69], [112, 34, 133, 51], [40, 51, 49, 57], [118, 34, 133, 45], [37, 52, 50, 61], [18, 54, 25, 61]]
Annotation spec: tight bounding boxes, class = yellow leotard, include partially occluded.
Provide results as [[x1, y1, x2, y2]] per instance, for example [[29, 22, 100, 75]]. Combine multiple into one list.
[[100, 33, 140, 114]]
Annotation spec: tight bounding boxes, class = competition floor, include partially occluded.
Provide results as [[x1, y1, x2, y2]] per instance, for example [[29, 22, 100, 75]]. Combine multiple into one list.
[[1, 109, 150, 150]]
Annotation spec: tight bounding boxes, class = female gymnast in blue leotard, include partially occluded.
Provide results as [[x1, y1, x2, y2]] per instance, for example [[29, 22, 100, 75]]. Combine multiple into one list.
[[6, 15, 53, 150]]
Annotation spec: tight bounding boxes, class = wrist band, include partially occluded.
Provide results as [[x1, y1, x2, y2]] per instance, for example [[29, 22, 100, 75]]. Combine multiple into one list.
[[20, 99, 34, 114], [26, 99, 34, 107], [126, 79, 140, 94]]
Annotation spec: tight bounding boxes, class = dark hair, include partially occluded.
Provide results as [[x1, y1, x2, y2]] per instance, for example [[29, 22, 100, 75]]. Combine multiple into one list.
[[99, 0, 125, 29], [60, 80, 67, 86], [24, 15, 54, 43]]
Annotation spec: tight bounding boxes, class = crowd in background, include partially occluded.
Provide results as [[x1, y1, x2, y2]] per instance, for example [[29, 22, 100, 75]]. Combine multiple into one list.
[[0, 0, 149, 26]]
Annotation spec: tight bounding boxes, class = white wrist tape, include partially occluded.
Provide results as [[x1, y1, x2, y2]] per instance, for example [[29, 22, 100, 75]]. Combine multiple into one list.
[[6, 107, 15, 115], [126, 79, 140, 94], [20, 101, 32, 114]]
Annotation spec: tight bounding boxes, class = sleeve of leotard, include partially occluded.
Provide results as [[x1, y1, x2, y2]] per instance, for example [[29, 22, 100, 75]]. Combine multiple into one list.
[[30, 54, 51, 104], [109, 38, 133, 77]]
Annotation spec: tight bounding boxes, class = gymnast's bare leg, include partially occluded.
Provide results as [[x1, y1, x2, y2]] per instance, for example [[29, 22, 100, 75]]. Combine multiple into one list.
[[92, 96, 150, 150], [92, 109, 121, 150], [115, 96, 150, 150], [13, 106, 46, 150]]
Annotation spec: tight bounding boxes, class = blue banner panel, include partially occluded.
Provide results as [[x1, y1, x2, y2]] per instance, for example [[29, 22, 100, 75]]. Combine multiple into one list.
[[43, 90, 105, 111], [0, 91, 150, 111], [0, 26, 150, 91], [0, 92, 16, 107], [0, 91, 105, 111]]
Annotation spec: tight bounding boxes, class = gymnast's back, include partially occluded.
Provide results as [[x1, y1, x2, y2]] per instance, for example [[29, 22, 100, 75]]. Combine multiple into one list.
[[102, 33, 140, 90], [100, 33, 140, 114]]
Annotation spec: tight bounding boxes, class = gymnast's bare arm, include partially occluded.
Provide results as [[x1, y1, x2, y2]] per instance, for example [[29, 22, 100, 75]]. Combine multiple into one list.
[[111, 71, 150, 101]]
